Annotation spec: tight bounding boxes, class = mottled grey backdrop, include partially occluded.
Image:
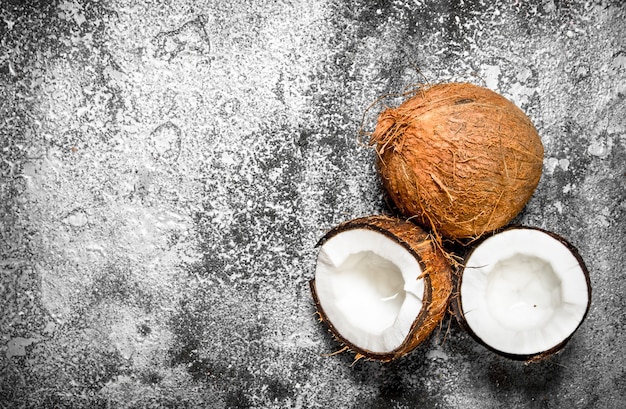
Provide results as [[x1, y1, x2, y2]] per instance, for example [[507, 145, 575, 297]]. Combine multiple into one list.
[[1, 0, 624, 408]]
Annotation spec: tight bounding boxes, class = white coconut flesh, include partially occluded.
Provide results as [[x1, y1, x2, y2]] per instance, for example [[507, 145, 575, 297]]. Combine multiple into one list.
[[460, 228, 589, 356], [315, 228, 425, 354]]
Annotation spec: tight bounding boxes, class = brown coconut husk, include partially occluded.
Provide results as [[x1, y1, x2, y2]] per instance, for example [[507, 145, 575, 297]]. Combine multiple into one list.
[[310, 215, 454, 362], [370, 82, 544, 241]]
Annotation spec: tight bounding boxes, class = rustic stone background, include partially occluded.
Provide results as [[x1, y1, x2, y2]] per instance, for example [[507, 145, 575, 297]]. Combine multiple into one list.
[[1, 0, 624, 408]]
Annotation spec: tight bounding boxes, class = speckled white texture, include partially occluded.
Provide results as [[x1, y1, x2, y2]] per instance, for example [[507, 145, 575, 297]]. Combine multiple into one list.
[[1, 0, 625, 408]]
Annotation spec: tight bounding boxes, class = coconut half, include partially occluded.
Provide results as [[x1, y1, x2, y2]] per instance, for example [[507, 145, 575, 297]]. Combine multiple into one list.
[[452, 226, 591, 361], [310, 215, 453, 362]]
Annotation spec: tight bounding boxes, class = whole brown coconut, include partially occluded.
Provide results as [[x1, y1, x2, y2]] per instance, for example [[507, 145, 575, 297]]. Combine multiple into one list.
[[370, 83, 544, 240]]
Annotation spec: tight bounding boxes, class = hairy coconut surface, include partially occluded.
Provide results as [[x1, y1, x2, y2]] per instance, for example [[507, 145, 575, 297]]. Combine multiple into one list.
[[451, 226, 591, 362], [371, 82, 544, 240], [310, 215, 453, 362]]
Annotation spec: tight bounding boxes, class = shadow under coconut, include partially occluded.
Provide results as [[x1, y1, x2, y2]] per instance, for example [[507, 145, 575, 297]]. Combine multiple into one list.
[[312, 312, 449, 408], [482, 355, 567, 407], [447, 314, 571, 407], [346, 349, 449, 409]]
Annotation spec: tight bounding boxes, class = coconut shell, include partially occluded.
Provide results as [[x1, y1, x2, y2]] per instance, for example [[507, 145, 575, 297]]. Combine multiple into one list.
[[371, 83, 544, 240], [450, 225, 592, 362], [310, 215, 453, 362]]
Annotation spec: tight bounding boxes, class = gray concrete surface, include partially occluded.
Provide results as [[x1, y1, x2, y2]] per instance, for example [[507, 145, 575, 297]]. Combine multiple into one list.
[[1, 0, 624, 408]]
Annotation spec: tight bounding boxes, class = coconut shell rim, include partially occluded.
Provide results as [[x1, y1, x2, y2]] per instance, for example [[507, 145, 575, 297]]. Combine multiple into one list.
[[311, 215, 451, 362], [450, 224, 592, 362], [310, 276, 433, 362]]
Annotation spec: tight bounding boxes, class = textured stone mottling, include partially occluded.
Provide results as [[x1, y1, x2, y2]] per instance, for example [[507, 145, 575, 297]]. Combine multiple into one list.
[[1, 0, 624, 408]]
